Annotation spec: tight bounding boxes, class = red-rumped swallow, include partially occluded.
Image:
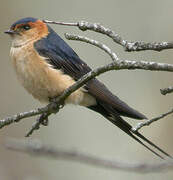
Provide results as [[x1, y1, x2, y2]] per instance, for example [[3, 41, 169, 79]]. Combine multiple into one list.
[[5, 17, 171, 159]]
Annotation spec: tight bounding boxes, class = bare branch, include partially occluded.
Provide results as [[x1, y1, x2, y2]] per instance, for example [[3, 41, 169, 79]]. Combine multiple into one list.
[[64, 33, 173, 73], [65, 33, 119, 61], [25, 112, 50, 137], [0, 107, 51, 129], [43, 20, 78, 27], [44, 20, 173, 52], [6, 139, 173, 173], [132, 108, 173, 132], [160, 86, 173, 95]]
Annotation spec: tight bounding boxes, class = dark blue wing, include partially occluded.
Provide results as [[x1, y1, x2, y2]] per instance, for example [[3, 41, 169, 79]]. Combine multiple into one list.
[[34, 26, 91, 80], [34, 26, 146, 119]]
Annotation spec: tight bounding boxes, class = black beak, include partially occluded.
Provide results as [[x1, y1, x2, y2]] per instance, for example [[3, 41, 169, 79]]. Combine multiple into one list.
[[4, 29, 17, 35]]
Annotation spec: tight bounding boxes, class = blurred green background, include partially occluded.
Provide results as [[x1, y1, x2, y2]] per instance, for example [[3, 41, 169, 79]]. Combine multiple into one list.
[[1, 0, 173, 179]]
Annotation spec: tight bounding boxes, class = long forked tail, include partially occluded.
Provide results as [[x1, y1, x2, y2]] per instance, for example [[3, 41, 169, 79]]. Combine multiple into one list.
[[88, 102, 171, 159], [108, 115, 172, 159]]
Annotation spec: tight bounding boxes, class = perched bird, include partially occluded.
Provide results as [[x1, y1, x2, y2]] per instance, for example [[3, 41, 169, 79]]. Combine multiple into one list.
[[5, 17, 171, 159]]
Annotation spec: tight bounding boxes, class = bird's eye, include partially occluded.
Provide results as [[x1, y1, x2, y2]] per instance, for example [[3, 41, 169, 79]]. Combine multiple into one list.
[[22, 25, 31, 30]]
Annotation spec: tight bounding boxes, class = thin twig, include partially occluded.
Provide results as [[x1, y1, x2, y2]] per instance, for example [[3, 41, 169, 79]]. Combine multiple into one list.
[[65, 33, 119, 61], [6, 139, 173, 173], [43, 20, 78, 27], [160, 86, 173, 95], [25, 112, 50, 137], [44, 20, 173, 52], [0, 101, 59, 128], [132, 108, 173, 132]]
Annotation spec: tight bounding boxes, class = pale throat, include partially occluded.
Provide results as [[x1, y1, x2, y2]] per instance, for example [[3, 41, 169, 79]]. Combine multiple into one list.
[[11, 35, 40, 48]]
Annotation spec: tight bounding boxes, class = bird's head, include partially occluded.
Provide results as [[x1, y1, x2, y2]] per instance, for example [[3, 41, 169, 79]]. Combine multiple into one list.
[[5, 17, 49, 47]]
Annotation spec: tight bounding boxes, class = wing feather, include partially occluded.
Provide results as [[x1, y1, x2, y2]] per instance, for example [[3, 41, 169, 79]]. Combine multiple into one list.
[[34, 26, 146, 119]]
